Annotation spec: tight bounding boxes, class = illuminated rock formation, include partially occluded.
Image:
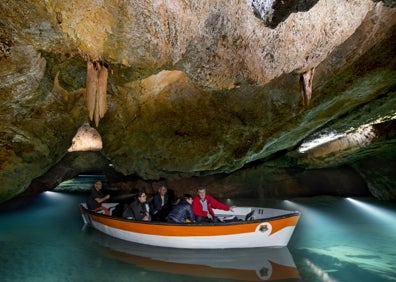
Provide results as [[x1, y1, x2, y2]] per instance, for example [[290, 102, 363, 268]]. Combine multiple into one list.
[[68, 123, 103, 152]]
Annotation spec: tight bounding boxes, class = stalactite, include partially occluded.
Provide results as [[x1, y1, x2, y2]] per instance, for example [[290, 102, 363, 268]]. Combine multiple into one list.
[[299, 67, 315, 106], [86, 61, 98, 121], [98, 64, 108, 119], [85, 61, 108, 127]]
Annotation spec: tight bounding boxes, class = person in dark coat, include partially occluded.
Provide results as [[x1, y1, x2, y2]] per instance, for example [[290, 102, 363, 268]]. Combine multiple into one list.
[[167, 194, 195, 223], [86, 180, 110, 215], [123, 191, 150, 221], [150, 185, 172, 221]]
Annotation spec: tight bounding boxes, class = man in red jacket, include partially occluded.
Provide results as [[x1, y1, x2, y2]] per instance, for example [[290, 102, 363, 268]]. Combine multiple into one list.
[[192, 186, 234, 223]]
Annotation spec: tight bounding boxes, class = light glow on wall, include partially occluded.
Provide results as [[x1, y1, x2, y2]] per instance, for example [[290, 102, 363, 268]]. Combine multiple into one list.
[[298, 112, 396, 153], [298, 130, 345, 153]]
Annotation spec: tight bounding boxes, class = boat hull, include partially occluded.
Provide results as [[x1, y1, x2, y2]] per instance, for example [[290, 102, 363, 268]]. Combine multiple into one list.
[[80, 204, 300, 249]]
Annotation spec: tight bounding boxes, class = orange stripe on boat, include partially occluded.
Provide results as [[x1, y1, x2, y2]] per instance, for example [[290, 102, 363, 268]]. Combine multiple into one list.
[[91, 214, 299, 237], [269, 215, 300, 235]]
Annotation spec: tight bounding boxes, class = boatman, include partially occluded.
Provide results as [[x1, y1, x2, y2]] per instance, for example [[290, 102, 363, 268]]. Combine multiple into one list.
[[192, 186, 234, 223], [86, 180, 111, 215]]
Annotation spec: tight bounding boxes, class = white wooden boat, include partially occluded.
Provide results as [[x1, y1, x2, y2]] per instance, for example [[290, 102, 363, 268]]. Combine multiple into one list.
[[80, 203, 300, 249], [88, 230, 300, 281]]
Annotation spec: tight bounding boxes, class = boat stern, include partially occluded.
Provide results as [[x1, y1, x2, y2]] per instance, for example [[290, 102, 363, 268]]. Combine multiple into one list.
[[80, 203, 92, 225]]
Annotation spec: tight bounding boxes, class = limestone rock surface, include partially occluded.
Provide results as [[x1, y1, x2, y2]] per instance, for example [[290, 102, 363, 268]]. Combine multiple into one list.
[[0, 0, 395, 204]]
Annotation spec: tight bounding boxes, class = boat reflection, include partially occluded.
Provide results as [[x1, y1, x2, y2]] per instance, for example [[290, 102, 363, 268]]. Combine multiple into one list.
[[89, 230, 300, 281]]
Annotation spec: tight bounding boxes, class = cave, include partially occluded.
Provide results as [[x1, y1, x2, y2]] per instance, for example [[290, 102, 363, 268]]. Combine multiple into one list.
[[1, 0, 395, 207]]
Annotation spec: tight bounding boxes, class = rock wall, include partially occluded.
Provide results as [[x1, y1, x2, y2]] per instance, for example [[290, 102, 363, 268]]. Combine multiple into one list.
[[0, 0, 395, 204]]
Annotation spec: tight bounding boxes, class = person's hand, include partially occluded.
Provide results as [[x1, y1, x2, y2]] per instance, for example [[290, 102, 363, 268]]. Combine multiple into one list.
[[229, 206, 236, 212], [105, 194, 110, 200], [207, 213, 213, 219]]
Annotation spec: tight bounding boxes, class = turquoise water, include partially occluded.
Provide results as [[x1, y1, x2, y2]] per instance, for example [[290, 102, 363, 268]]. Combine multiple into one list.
[[1, 190, 395, 282]]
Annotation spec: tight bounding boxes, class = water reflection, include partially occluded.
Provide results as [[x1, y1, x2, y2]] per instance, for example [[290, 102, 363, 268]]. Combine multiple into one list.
[[286, 197, 396, 282], [2, 186, 395, 281], [87, 230, 300, 281]]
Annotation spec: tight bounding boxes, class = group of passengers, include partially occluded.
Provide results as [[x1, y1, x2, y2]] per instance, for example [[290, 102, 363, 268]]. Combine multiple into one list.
[[86, 180, 234, 223]]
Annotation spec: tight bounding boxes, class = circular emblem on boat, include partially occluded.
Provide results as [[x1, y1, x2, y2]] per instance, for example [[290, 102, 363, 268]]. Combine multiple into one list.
[[256, 222, 271, 234]]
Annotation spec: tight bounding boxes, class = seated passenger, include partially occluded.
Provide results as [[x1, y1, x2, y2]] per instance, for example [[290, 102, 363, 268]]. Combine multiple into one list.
[[150, 185, 172, 221], [86, 180, 111, 215], [123, 192, 150, 221], [192, 186, 234, 223], [167, 194, 195, 223]]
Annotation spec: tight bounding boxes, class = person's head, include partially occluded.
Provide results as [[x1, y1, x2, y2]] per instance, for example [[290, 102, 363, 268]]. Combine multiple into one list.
[[137, 191, 147, 203], [158, 185, 167, 196], [197, 186, 206, 200], [183, 194, 193, 205], [94, 180, 103, 191]]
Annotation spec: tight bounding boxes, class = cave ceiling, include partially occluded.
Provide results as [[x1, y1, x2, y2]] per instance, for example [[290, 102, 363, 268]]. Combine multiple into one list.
[[0, 0, 395, 203]]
